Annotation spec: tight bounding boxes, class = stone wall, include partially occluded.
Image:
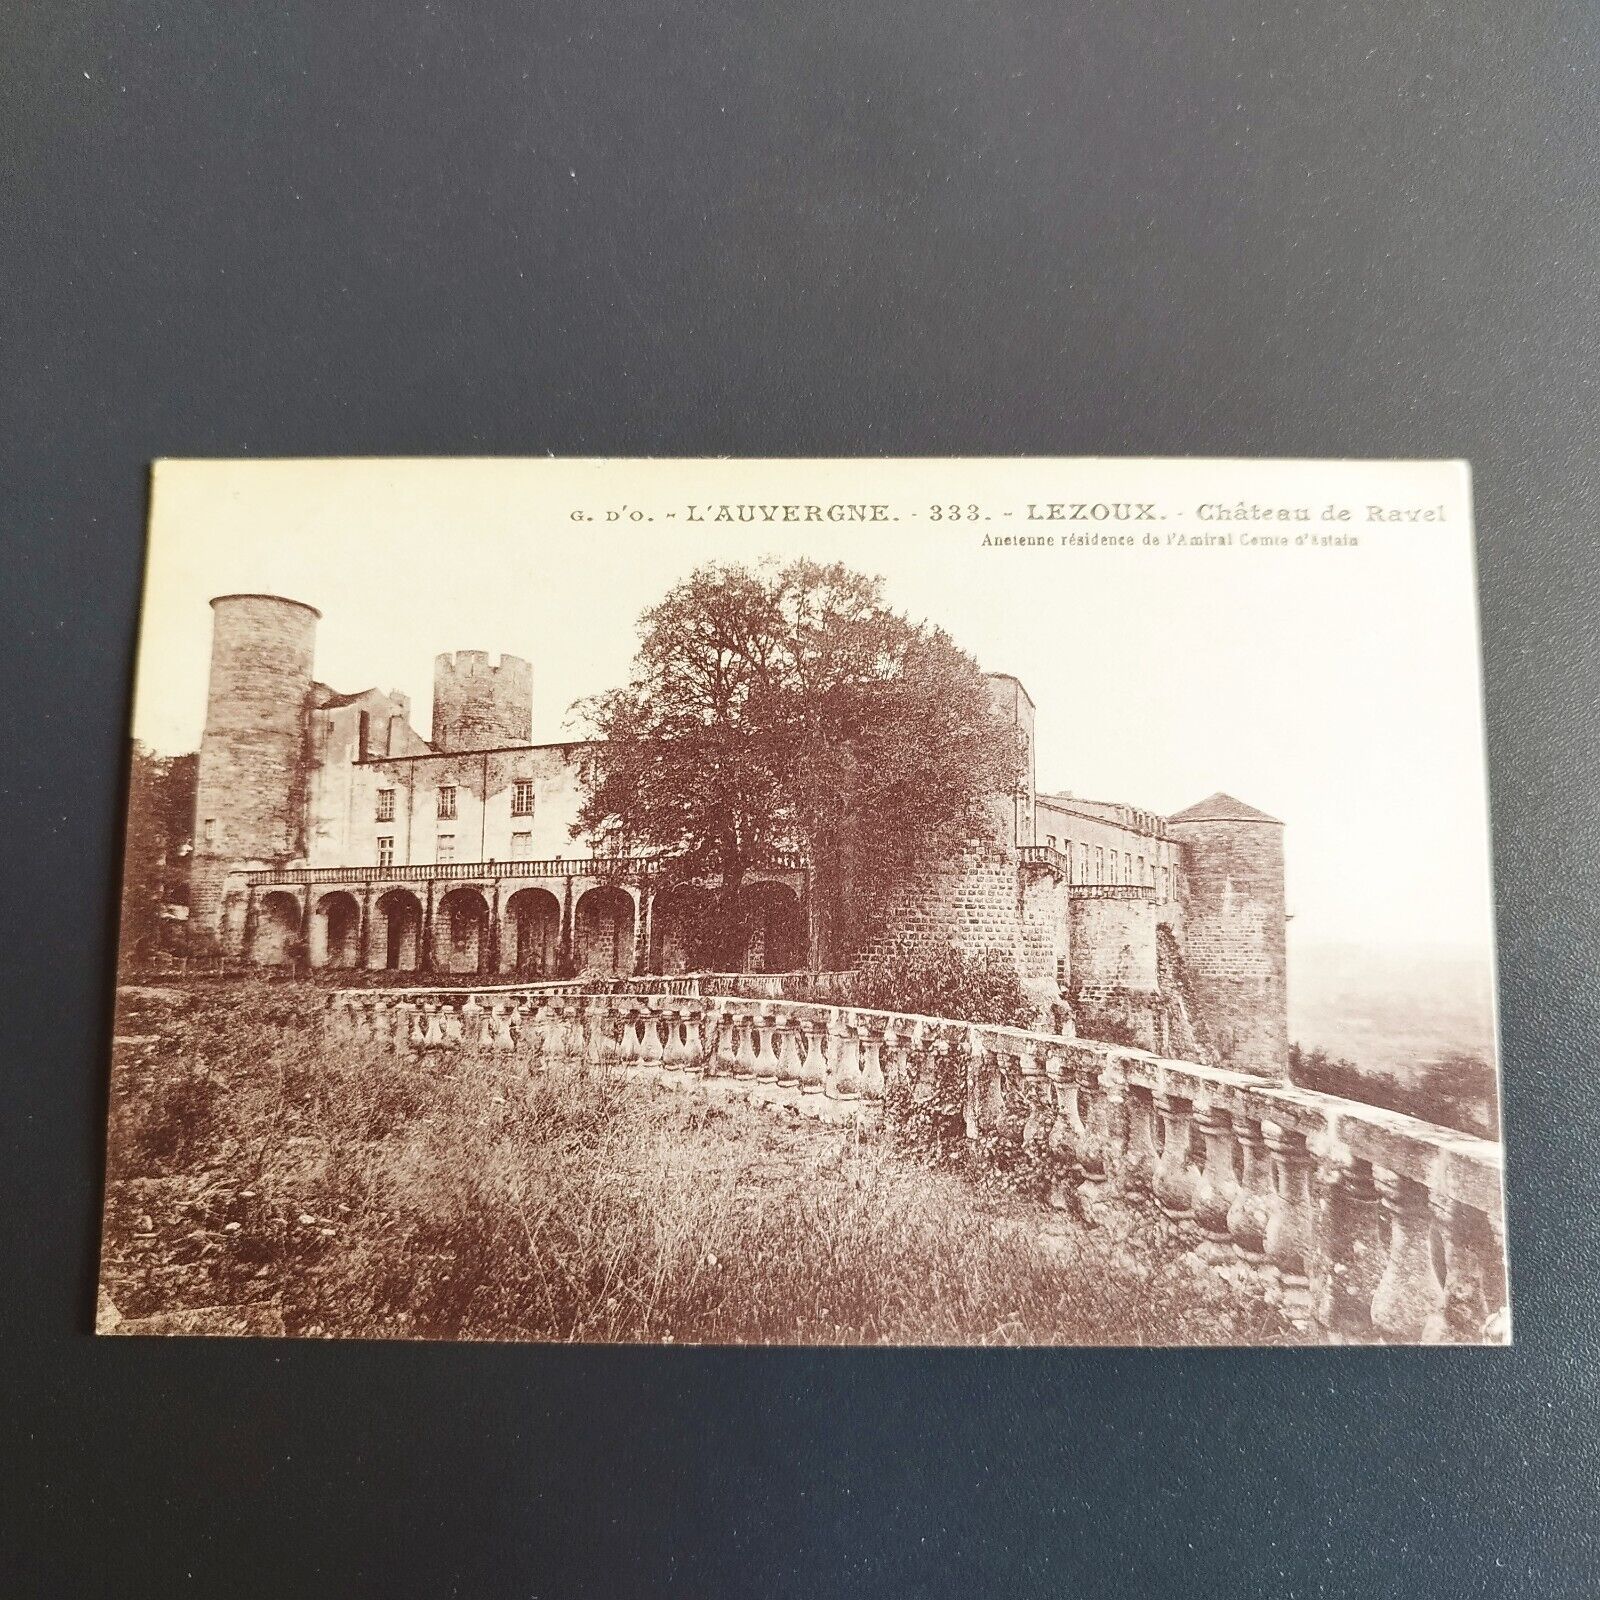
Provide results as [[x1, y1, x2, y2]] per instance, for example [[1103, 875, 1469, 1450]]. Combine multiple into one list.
[[308, 742, 591, 870]]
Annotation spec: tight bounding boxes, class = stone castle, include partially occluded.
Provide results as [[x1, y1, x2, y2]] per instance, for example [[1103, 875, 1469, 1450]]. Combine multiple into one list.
[[190, 592, 1289, 1076]]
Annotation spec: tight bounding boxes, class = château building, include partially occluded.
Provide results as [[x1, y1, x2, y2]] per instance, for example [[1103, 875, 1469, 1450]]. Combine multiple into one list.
[[189, 592, 1289, 1075]]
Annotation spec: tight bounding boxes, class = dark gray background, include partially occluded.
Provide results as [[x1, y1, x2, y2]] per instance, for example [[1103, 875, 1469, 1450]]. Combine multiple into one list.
[[6, 2, 1598, 1594]]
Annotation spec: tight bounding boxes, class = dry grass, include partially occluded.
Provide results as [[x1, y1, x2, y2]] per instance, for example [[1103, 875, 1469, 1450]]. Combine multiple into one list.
[[100, 983, 1291, 1345]]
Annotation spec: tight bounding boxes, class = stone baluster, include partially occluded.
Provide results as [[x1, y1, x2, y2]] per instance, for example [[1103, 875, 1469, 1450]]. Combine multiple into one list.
[[422, 1003, 444, 1049], [613, 1005, 639, 1068], [860, 1018, 887, 1102], [1078, 1055, 1115, 1187], [960, 1026, 986, 1138], [711, 1005, 737, 1076], [1152, 1090, 1197, 1219], [797, 1016, 826, 1095], [1018, 1044, 1048, 1168], [659, 1005, 684, 1079], [443, 1001, 466, 1048], [1225, 1113, 1272, 1263], [1310, 1154, 1381, 1339], [1190, 1101, 1241, 1245], [733, 1009, 757, 1079], [1370, 1168, 1446, 1341], [638, 1003, 664, 1072], [490, 1001, 515, 1053], [1426, 1196, 1507, 1343], [751, 1010, 778, 1083], [774, 1012, 801, 1087], [467, 998, 492, 1049], [882, 1019, 911, 1102], [681, 1004, 706, 1078], [1105, 1071, 1155, 1197], [392, 999, 414, 1054], [368, 999, 389, 1048], [1262, 1121, 1315, 1317], [1041, 1046, 1076, 1205], [833, 1011, 863, 1100]]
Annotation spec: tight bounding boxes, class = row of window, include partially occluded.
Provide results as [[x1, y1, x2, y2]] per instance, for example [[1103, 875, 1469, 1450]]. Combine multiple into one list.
[[376, 832, 537, 869], [374, 781, 536, 824], [1040, 833, 1169, 894]]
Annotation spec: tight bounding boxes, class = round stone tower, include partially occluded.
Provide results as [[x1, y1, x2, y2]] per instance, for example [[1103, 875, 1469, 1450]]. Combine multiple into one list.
[[190, 594, 320, 952], [1166, 792, 1288, 1078], [430, 650, 533, 751]]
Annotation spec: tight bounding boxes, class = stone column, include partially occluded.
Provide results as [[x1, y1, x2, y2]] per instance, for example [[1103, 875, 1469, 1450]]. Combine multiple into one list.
[[633, 881, 653, 975], [559, 877, 575, 975], [487, 881, 502, 975], [359, 883, 375, 970], [421, 880, 437, 973], [242, 886, 259, 967]]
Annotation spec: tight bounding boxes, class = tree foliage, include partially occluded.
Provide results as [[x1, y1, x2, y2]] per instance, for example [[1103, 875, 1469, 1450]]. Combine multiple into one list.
[[572, 560, 1024, 967], [119, 744, 197, 963]]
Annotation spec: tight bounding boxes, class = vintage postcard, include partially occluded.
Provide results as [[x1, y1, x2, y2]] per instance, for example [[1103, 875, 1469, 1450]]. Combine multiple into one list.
[[100, 457, 1507, 1345]]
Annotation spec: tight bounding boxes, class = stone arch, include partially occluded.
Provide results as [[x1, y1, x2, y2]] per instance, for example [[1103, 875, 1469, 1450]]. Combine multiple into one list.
[[503, 886, 561, 976], [435, 885, 490, 975], [373, 888, 422, 971], [650, 883, 716, 974], [249, 890, 302, 967], [311, 890, 362, 969], [737, 880, 805, 973], [575, 885, 635, 976]]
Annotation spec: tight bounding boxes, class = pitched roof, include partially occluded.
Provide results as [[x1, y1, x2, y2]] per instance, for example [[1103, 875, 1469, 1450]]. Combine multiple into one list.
[[1167, 791, 1282, 825]]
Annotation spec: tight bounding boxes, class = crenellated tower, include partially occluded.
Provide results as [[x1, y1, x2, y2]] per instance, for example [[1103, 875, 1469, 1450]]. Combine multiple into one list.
[[430, 650, 533, 751]]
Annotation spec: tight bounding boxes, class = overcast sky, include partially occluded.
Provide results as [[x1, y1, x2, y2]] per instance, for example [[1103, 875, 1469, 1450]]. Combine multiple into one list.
[[133, 457, 1496, 957]]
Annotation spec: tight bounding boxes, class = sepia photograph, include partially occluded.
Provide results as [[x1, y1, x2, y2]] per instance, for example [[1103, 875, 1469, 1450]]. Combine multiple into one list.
[[99, 456, 1507, 1346]]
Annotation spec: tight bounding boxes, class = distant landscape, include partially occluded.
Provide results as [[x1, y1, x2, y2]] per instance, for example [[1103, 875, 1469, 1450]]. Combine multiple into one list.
[[1289, 939, 1498, 1080]]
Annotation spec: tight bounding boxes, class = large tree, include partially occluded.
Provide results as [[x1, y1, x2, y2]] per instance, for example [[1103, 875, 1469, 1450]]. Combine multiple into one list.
[[117, 744, 197, 963], [572, 560, 1023, 968]]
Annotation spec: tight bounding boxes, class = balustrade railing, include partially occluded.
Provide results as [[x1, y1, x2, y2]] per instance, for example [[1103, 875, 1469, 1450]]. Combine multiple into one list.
[[247, 851, 810, 887], [317, 983, 1509, 1344]]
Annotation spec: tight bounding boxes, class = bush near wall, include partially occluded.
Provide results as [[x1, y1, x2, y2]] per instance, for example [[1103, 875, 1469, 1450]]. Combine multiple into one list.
[[850, 943, 1035, 1030]]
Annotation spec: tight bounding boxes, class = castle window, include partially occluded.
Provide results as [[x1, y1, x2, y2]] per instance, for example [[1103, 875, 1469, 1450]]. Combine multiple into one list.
[[437, 785, 457, 820], [511, 779, 536, 816], [437, 833, 456, 863], [1078, 842, 1088, 881], [1064, 840, 1075, 882], [1046, 834, 1057, 851], [1094, 846, 1104, 881], [1137, 853, 1145, 884], [375, 788, 395, 822], [511, 831, 532, 859], [377, 835, 394, 869], [1124, 851, 1132, 884], [1159, 866, 1169, 899], [202, 818, 216, 847]]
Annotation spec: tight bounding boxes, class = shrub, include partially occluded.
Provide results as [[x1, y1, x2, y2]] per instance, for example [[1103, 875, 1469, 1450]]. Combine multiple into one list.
[[850, 943, 1034, 1028]]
